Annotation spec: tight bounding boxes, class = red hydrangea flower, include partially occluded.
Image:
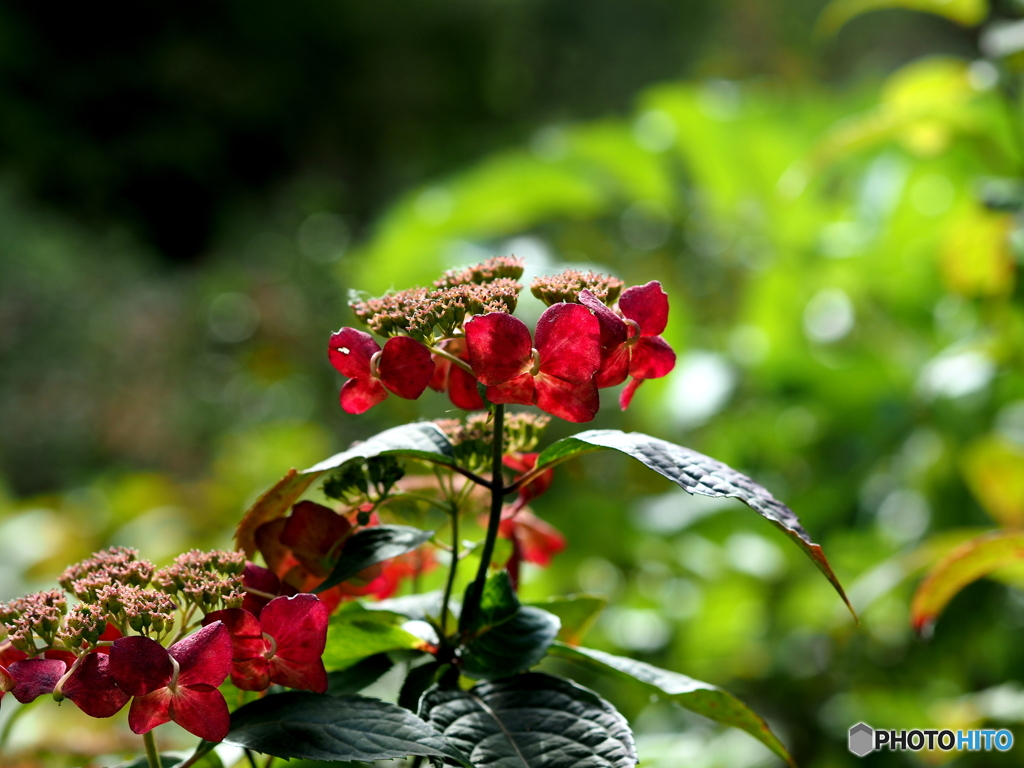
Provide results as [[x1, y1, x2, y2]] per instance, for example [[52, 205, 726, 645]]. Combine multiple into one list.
[[579, 281, 676, 409], [465, 304, 602, 423], [6, 653, 129, 718], [429, 338, 484, 410], [204, 594, 328, 693], [328, 328, 434, 414], [109, 621, 232, 742]]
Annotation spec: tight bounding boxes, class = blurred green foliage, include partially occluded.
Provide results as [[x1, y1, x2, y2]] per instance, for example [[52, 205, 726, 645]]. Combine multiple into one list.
[[4, 0, 1024, 766]]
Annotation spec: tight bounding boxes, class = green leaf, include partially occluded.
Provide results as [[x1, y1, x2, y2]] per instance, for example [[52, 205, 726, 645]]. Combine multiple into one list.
[[911, 530, 1024, 636], [225, 691, 471, 765], [816, 0, 987, 37], [524, 594, 607, 645], [459, 572, 561, 680], [420, 672, 638, 768], [315, 525, 434, 593], [548, 643, 795, 767], [303, 422, 457, 474], [364, 590, 454, 622], [326, 653, 394, 696], [323, 604, 430, 670], [534, 429, 855, 619]]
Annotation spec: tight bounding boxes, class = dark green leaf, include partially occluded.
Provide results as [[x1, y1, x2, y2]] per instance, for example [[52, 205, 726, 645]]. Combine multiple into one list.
[[420, 672, 637, 767], [548, 643, 794, 767], [323, 604, 430, 670], [524, 594, 607, 645], [326, 654, 394, 696], [225, 691, 471, 765], [303, 422, 456, 474], [109, 757, 183, 768], [316, 525, 434, 593], [399, 660, 447, 711], [534, 429, 855, 618], [459, 572, 560, 680]]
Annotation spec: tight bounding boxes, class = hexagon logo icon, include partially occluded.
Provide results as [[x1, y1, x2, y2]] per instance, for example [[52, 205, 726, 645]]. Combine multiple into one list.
[[848, 722, 874, 757]]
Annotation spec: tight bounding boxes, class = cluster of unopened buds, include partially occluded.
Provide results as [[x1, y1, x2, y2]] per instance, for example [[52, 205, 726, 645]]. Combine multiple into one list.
[[332, 257, 677, 421], [0, 547, 328, 742]]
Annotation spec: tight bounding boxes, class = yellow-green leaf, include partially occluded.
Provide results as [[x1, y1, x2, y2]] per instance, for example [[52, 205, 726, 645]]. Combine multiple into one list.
[[817, 0, 987, 38], [911, 530, 1024, 635]]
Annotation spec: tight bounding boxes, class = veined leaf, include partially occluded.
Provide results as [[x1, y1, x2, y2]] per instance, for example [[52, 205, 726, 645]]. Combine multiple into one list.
[[911, 530, 1024, 636], [323, 604, 431, 670], [304, 421, 457, 473], [420, 672, 637, 768], [235, 423, 456, 556], [460, 572, 560, 680], [533, 429, 855, 619], [524, 594, 607, 646], [225, 692, 471, 765], [817, 0, 986, 37], [549, 643, 794, 767], [316, 524, 433, 593]]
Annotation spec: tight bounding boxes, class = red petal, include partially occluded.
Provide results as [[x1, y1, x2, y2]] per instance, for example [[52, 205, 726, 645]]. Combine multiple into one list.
[[63, 653, 130, 718], [0, 644, 27, 668], [269, 656, 328, 693], [254, 518, 299, 581], [203, 609, 270, 691], [503, 453, 537, 474], [241, 563, 282, 618], [628, 336, 676, 380], [170, 684, 231, 742], [535, 303, 602, 384], [261, 595, 329, 663], [9, 659, 65, 703], [281, 501, 352, 576], [110, 636, 173, 697], [170, 622, 232, 688], [594, 344, 630, 388], [448, 364, 485, 410], [378, 336, 435, 400], [128, 688, 172, 735], [340, 377, 388, 414], [619, 378, 644, 410], [535, 374, 600, 423], [619, 281, 669, 336], [579, 289, 628, 352], [315, 585, 347, 614], [429, 355, 449, 392], [327, 328, 379, 379], [44, 649, 77, 665], [510, 509, 566, 566], [465, 312, 532, 386], [486, 373, 536, 406]]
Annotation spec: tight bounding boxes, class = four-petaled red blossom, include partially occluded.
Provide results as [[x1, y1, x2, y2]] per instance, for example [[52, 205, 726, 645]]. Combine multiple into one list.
[[328, 328, 434, 414], [429, 338, 484, 410], [579, 281, 676, 410], [205, 594, 329, 693], [465, 304, 602, 423], [109, 621, 232, 742]]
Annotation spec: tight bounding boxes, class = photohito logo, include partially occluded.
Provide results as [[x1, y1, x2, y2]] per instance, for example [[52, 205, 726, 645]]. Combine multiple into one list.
[[848, 723, 1014, 756]]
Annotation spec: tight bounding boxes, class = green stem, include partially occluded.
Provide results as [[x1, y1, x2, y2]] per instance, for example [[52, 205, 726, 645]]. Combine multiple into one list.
[[440, 500, 460, 637], [428, 345, 475, 376], [462, 403, 505, 629], [143, 730, 161, 768]]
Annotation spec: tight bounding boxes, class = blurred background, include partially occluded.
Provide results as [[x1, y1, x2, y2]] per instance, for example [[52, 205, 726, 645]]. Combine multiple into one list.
[[2, 0, 1024, 765]]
